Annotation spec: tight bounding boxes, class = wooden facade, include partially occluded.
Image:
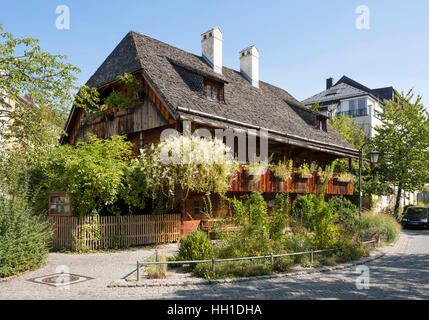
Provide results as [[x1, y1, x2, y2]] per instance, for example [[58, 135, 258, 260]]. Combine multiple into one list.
[[64, 70, 355, 227], [229, 167, 354, 195]]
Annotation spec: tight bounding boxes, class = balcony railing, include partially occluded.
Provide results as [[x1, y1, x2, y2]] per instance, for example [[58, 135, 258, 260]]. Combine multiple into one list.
[[228, 167, 354, 196], [336, 109, 368, 118]]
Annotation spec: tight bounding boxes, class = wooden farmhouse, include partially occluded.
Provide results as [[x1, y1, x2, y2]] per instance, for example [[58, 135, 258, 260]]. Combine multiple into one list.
[[61, 27, 359, 233]]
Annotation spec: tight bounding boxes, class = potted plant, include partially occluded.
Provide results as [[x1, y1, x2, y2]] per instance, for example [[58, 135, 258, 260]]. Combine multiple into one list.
[[295, 162, 313, 179], [335, 172, 354, 183], [270, 159, 293, 182], [316, 164, 334, 183], [244, 161, 268, 182]]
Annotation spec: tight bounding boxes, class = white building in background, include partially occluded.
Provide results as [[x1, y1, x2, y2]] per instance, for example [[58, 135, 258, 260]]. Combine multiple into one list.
[[301, 76, 393, 137], [302, 76, 419, 210]]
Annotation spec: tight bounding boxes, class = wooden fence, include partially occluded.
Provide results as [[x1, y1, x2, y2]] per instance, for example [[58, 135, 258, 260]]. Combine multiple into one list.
[[44, 214, 181, 250]]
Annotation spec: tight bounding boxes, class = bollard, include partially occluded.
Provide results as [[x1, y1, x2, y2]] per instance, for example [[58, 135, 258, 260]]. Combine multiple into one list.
[[270, 253, 274, 267], [310, 250, 314, 264], [136, 261, 140, 281], [212, 258, 216, 273]]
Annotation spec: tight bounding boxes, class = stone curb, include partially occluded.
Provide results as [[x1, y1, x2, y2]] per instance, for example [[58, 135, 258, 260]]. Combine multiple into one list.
[[107, 251, 386, 288]]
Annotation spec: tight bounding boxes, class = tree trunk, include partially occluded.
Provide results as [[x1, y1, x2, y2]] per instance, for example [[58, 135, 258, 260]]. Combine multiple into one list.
[[394, 186, 402, 218]]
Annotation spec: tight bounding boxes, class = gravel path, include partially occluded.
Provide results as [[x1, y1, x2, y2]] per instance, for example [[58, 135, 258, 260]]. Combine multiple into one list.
[[1, 229, 428, 299]]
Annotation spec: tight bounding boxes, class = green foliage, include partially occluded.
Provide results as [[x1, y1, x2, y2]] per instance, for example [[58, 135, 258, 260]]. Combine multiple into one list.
[[221, 192, 288, 256], [373, 90, 429, 216], [311, 194, 339, 249], [295, 162, 311, 176], [177, 230, 214, 267], [328, 115, 381, 197], [329, 115, 365, 149], [0, 184, 52, 278], [103, 73, 142, 110], [357, 213, 401, 244], [145, 255, 168, 279], [129, 134, 239, 213], [309, 102, 320, 113], [245, 161, 268, 180], [0, 24, 82, 154], [270, 160, 293, 180], [193, 260, 273, 280], [37, 134, 133, 216], [328, 196, 359, 232]]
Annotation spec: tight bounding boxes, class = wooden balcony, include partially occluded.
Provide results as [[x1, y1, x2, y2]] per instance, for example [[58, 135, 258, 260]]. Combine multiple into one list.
[[228, 167, 354, 196]]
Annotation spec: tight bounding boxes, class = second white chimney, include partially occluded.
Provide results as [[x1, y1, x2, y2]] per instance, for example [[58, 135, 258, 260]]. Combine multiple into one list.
[[201, 27, 223, 74], [240, 46, 259, 88]]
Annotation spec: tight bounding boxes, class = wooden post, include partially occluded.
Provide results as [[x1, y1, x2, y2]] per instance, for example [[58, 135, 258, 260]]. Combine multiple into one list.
[[155, 249, 158, 262], [270, 253, 274, 267], [310, 250, 314, 264], [212, 258, 216, 273]]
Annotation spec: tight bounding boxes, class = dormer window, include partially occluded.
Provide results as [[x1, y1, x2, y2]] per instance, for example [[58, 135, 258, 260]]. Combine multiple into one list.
[[317, 116, 327, 132], [204, 78, 224, 101]]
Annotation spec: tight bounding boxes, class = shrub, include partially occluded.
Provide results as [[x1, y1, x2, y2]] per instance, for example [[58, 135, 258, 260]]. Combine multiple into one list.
[[329, 196, 358, 221], [38, 134, 133, 216], [273, 256, 294, 272], [221, 192, 288, 256], [291, 194, 317, 230], [282, 232, 313, 253], [0, 189, 52, 278], [358, 213, 401, 244], [177, 230, 214, 267], [193, 260, 273, 280], [335, 244, 368, 263]]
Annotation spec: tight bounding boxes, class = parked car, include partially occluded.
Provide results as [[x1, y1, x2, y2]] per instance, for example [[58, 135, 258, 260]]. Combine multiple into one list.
[[402, 206, 429, 229]]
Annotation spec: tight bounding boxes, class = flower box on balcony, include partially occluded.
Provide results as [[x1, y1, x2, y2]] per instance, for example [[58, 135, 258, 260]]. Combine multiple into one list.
[[334, 174, 354, 183], [295, 173, 313, 179], [316, 172, 333, 183]]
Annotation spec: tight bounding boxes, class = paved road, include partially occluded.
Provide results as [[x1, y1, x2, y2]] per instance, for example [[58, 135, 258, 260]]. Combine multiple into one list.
[[1, 229, 429, 300]]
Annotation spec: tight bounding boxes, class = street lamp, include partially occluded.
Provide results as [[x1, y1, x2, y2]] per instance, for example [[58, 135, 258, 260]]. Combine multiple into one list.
[[359, 142, 380, 218]]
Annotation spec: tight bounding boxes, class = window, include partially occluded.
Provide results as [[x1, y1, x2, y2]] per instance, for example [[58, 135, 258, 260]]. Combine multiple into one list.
[[337, 98, 368, 117], [204, 79, 224, 101], [49, 193, 72, 216], [193, 201, 200, 215], [317, 117, 327, 132]]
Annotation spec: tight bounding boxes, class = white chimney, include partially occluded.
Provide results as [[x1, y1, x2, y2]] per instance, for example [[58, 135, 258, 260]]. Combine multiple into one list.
[[240, 46, 259, 88], [201, 27, 223, 74]]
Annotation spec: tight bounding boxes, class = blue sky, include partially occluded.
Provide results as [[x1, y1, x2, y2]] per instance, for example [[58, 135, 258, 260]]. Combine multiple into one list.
[[2, 0, 429, 107]]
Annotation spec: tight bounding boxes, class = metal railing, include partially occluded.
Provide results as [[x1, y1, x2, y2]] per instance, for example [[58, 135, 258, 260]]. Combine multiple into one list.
[[134, 238, 380, 281], [336, 109, 368, 118]]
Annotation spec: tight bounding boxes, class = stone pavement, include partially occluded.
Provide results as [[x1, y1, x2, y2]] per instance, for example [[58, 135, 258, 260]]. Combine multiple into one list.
[[1, 229, 428, 300]]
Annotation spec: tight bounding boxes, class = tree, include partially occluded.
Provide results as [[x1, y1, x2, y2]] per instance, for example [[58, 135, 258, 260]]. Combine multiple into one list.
[[329, 115, 365, 149], [37, 134, 133, 217], [309, 102, 320, 113], [0, 25, 98, 183], [373, 90, 429, 216]]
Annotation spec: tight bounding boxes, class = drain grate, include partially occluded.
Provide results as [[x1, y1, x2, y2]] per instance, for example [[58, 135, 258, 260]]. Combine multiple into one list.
[[28, 273, 93, 287]]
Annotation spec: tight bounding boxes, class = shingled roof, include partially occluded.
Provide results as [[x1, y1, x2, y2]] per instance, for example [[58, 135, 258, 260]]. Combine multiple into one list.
[[302, 75, 396, 106], [71, 31, 358, 158]]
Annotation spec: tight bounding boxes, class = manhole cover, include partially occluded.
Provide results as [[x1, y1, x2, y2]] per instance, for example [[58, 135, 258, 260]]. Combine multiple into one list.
[[28, 273, 93, 287]]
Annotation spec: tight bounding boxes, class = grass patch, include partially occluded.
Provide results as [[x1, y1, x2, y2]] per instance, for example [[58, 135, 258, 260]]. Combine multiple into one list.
[[145, 255, 167, 279]]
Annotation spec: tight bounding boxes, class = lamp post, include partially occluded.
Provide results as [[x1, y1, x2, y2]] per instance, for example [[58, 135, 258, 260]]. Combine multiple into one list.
[[359, 142, 380, 218]]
